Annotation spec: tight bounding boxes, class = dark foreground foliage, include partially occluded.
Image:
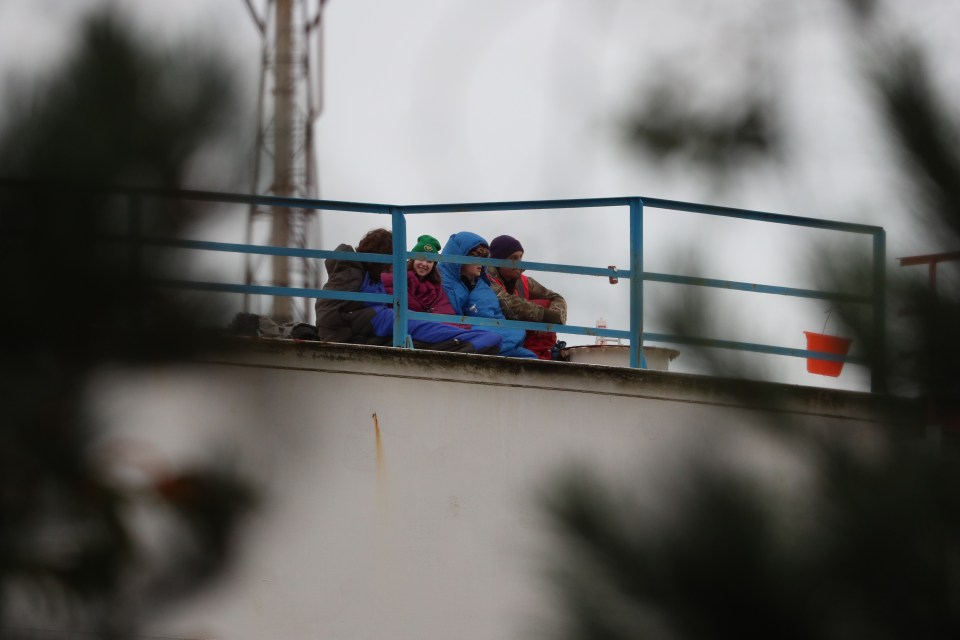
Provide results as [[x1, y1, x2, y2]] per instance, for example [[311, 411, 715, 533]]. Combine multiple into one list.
[[0, 11, 255, 639], [545, 2, 960, 638]]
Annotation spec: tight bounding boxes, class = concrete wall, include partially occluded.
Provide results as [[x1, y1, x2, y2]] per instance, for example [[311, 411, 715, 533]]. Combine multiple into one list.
[[93, 341, 888, 640]]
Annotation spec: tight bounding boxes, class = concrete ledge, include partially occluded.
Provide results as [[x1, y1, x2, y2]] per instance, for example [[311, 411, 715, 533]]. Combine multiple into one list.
[[199, 338, 904, 424]]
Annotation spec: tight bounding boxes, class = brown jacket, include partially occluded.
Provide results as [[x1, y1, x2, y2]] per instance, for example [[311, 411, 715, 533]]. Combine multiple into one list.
[[486, 268, 567, 324], [314, 243, 388, 345]]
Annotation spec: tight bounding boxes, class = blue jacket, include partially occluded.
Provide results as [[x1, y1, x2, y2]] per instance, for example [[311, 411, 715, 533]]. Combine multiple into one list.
[[359, 272, 501, 353], [439, 232, 535, 358]]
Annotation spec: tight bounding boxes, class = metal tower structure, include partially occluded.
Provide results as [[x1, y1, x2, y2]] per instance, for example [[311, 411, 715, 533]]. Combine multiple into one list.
[[243, 0, 326, 323]]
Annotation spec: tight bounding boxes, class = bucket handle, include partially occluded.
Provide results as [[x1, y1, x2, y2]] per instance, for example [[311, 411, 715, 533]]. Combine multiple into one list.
[[821, 307, 836, 334]]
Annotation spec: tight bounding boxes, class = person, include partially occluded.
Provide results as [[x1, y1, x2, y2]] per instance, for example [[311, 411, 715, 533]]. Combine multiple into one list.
[[438, 231, 537, 359], [487, 234, 567, 360], [381, 235, 457, 318], [315, 228, 502, 354]]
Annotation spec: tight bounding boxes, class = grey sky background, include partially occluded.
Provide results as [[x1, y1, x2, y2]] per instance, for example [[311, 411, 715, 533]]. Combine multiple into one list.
[[3, 0, 958, 391]]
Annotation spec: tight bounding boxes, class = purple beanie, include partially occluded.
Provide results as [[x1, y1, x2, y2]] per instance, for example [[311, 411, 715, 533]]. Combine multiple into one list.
[[490, 235, 524, 260]]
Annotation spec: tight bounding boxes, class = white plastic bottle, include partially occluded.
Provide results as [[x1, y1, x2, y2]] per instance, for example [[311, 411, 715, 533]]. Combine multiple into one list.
[[595, 317, 607, 345]]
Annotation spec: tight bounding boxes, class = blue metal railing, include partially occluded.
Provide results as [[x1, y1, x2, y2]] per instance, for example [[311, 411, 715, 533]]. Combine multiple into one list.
[[0, 180, 886, 391]]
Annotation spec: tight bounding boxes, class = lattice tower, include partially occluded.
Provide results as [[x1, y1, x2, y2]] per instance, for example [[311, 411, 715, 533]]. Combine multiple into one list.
[[243, 0, 326, 323]]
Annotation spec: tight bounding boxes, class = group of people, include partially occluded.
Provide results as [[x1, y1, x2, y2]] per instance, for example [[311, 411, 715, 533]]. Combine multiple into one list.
[[315, 229, 567, 359]]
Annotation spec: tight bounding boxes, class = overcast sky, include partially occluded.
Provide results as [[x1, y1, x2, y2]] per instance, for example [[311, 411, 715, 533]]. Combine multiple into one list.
[[2, 0, 958, 390]]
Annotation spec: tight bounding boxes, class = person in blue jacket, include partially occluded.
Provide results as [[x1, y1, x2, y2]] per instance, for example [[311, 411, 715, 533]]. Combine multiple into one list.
[[438, 231, 537, 359]]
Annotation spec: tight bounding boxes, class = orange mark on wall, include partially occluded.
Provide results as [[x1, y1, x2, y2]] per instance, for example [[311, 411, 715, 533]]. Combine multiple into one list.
[[372, 412, 388, 524], [373, 412, 384, 472]]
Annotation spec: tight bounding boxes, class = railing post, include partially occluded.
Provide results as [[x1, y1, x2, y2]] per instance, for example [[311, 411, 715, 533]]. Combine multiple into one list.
[[391, 207, 410, 348], [629, 198, 647, 369], [871, 229, 887, 394]]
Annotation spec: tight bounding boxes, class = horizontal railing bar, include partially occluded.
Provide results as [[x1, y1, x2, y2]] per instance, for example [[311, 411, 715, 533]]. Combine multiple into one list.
[[154, 278, 632, 339], [152, 241, 619, 277], [155, 275, 630, 338], [139, 237, 395, 263], [641, 196, 883, 235], [153, 279, 392, 303], [153, 277, 879, 363], [0, 178, 394, 215], [413, 253, 620, 277], [468, 256, 619, 278], [644, 331, 867, 364], [152, 278, 862, 359], [108, 238, 614, 275], [151, 240, 866, 305], [406, 254, 866, 303], [134, 239, 618, 275], [897, 250, 960, 266], [643, 272, 872, 303], [163, 190, 394, 215], [401, 197, 634, 214]]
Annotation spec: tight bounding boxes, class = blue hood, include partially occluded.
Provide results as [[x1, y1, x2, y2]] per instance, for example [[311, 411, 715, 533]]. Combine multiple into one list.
[[436, 230, 535, 358], [438, 231, 489, 285]]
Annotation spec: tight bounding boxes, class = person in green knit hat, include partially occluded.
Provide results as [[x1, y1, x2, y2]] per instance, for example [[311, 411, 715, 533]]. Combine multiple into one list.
[[409, 234, 443, 283], [382, 234, 474, 323]]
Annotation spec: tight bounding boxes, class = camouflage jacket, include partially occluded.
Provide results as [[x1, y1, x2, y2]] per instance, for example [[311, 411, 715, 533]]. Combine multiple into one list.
[[486, 268, 568, 324]]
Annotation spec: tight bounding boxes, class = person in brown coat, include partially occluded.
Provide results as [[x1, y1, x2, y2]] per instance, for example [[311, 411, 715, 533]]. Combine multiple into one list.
[[486, 234, 567, 359]]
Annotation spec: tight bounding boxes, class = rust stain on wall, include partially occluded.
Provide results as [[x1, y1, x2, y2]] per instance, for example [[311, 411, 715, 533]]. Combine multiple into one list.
[[373, 412, 384, 471], [372, 412, 388, 524]]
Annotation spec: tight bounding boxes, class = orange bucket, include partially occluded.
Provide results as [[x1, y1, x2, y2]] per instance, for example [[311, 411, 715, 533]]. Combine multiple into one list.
[[803, 331, 852, 377]]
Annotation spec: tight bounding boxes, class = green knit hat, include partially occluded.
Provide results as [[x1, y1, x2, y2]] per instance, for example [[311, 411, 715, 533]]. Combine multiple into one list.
[[411, 234, 441, 254]]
